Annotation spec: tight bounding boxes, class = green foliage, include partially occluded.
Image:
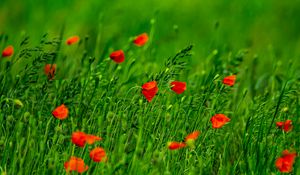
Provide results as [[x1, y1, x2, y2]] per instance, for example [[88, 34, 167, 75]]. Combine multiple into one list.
[[0, 0, 300, 175]]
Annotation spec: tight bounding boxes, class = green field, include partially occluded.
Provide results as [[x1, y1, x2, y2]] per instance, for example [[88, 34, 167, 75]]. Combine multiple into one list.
[[0, 0, 300, 174]]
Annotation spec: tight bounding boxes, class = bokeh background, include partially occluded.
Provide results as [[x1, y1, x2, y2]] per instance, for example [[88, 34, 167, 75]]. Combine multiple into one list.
[[1, 1, 300, 174], [0, 0, 300, 51], [1, 0, 300, 71]]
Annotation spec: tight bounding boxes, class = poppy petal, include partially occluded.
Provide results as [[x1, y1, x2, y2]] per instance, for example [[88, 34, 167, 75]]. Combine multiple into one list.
[[110, 50, 125, 63], [276, 120, 293, 132], [223, 75, 236, 86], [64, 156, 88, 173], [142, 81, 158, 102], [133, 33, 149, 46], [89, 147, 107, 162], [52, 104, 69, 120], [71, 131, 87, 147], [168, 142, 186, 150], [185, 130, 200, 142], [44, 64, 56, 80], [2, 45, 14, 57], [275, 150, 297, 173], [86, 135, 102, 145], [66, 36, 80, 45], [170, 81, 186, 94], [210, 114, 230, 129]]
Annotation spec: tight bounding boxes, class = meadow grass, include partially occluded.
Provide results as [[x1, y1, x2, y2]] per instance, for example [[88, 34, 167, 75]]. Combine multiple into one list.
[[0, 0, 300, 174]]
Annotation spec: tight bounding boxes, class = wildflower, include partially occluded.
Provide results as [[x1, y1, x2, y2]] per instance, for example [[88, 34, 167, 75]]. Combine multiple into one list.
[[44, 64, 56, 80], [66, 36, 80, 45], [133, 33, 149, 46], [275, 150, 297, 173], [72, 132, 87, 147], [52, 104, 69, 120], [71, 131, 102, 147], [211, 114, 230, 129], [167, 142, 186, 150], [89, 147, 107, 162], [185, 130, 200, 149], [2, 45, 14, 57], [64, 156, 88, 173], [276, 120, 293, 132], [110, 50, 125, 63], [223, 75, 236, 86], [170, 81, 186, 94], [142, 81, 158, 102], [86, 134, 102, 144], [185, 130, 200, 142]]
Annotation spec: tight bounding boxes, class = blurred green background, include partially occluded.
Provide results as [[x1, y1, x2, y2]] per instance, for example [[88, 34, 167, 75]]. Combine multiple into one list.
[[1, 1, 300, 174], [1, 0, 300, 66]]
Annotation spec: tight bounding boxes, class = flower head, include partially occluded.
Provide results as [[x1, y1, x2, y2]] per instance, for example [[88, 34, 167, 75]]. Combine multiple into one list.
[[184, 130, 200, 149], [185, 130, 200, 142], [2, 45, 14, 57], [66, 36, 80, 45], [52, 104, 69, 120], [71, 131, 102, 147], [210, 114, 230, 129], [72, 131, 87, 147], [110, 50, 125, 63], [275, 150, 297, 173], [64, 156, 88, 173], [142, 81, 158, 102], [133, 33, 149, 46], [89, 147, 107, 162], [223, 75, 236, 86], [170, 81, 186, 94], [86, 134, 102, 144], [167, 142, 186, 150], [44, 64, 56, 80], [276, 120, 293, 132]]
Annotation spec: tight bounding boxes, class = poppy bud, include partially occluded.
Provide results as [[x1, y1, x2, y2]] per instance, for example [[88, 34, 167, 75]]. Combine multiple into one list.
[[13, 99, 23, 108]]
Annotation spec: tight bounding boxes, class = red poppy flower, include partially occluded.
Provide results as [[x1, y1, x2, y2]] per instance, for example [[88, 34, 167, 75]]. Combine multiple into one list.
[[276, 120, 293, 132], [275, 150, 297, 173], [44, 64, 56, 80], [133, 33, 149, 46], [64, 156, 88, 173], [52, 104, 69, 120], [210, 114, 230, 129], [110, 50, 125, 63], [71, 131, 87, 147], [2, 45, 14, 57], [223, 75, 236, 86], [89, 147, 107, 162], [142, 81, 158, 102], [168, 142, 186, 150], [66, 36, 80, 45], [86, 134, 102, 144], [170, 81, 186, 94], [71, 131, 102, 147], [185, 130, 200, 142]]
